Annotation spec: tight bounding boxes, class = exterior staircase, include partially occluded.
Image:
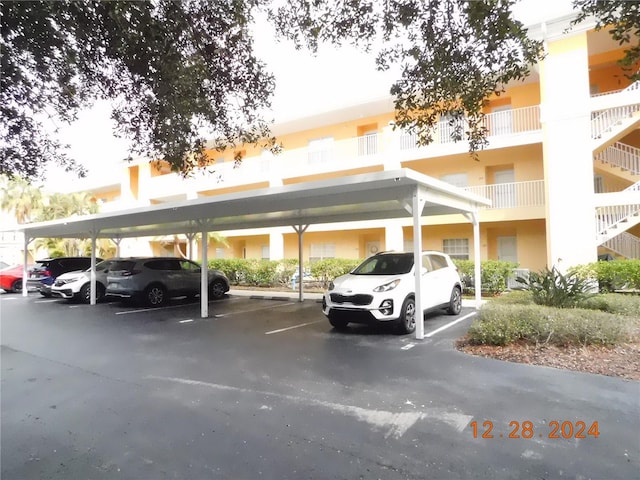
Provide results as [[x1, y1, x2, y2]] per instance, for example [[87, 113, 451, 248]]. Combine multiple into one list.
[[592, 81, 640, 258]]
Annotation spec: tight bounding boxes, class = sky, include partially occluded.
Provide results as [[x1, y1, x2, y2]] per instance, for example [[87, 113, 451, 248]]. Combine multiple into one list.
[[44, 0, 576, 190]]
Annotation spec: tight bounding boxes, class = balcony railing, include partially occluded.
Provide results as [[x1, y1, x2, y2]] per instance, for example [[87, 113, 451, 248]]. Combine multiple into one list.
[[464, 180, 545, 210], [399, 105, 541, 150], [591, 104, 640, 139]]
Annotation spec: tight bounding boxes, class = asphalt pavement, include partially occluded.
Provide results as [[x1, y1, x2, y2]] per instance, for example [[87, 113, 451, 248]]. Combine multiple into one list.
[[1, 290, 638, 479]]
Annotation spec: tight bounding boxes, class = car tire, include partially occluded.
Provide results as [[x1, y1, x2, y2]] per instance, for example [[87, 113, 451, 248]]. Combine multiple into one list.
[[80, 283, 105, 304], [446, 286, 462, 315], [328, 312, 349, 330], [11, 279, 22, 293], [397, 297, 416, 334], [144, 284, 167, 307], [209, 279, 227, 300]]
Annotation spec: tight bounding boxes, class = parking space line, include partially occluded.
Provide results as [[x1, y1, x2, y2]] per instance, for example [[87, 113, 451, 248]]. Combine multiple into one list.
[[265, 320, 323, 335], [115, 303, 197, 315], [425, 311, 477, 338], [215, 302, 297, 318], [179, 319, 194, 324], [34, 299, 59, 304]]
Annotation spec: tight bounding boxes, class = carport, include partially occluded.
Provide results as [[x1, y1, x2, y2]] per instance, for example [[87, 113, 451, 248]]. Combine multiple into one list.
[[9, 168, 490, 339]]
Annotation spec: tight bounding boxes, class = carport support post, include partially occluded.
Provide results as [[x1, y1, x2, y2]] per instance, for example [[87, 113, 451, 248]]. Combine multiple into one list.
[[293, 224, 309, 302], [200, 227, 209, 318], [464, 212, 482, 310], [186, 233, 196, 260], [412, 188, 426, 340], [112, 237, 122, 257], [90, 232, 97, 305], [22, 236, 32, 297]]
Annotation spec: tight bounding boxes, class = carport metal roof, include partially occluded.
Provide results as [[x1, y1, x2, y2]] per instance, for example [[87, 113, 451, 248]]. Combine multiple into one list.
[[9, 168, 491, 339]]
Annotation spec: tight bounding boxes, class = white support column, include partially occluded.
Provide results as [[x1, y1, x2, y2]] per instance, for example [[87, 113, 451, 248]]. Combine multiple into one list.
[[22, 236, 32, 297], [464, 211, 482, 310], [293, 224, 309, 302], [185, 232, 196, 260], [412, 188, 426, 340], [540, 31, 597, 271], [385, 220, 404, 252], [112, 237, 122, 257], [90, 233, 97, 305], [201, 227, 209, 318], [269, 231, 284, 260]]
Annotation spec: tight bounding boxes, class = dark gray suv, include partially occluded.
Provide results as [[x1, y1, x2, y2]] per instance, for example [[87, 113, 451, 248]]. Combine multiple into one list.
[[106, 257, 230, 306]]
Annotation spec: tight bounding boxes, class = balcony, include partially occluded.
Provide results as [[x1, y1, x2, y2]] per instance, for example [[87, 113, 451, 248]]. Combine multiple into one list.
[[464, 180, 545, 210]]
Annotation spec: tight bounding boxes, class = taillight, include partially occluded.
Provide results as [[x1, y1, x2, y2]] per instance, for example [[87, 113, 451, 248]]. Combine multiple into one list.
[[44, 270, 51, 277]]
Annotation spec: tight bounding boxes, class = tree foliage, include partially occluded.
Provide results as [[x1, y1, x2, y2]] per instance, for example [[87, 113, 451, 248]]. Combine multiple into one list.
[[1, 1, 637, 180], [270, 0, 543, 155], [572, 0, 640, 81], [1, 0, 277, 180]]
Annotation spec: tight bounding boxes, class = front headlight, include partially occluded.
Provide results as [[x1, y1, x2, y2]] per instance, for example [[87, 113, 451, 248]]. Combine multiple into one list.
[[373, 279, 401, 292]]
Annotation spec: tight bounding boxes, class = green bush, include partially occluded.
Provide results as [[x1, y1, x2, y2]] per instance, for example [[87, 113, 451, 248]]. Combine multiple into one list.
[[571, 259, 640, 292], [468, 303, 631, 347], [517, 266, 595, 308], [579, 293, 640, 317], [491, 290, 534, 305], [453, 259, 518, 295], [310, 258, 362, 288]]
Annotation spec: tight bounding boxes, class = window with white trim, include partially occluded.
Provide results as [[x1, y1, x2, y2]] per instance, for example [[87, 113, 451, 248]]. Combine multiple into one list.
[[440, 173, 469, 188], [261, 245, 270, 260], [215, 248, 225, 259], [443, 238, 469, 260], [310, 243, 336, 262]]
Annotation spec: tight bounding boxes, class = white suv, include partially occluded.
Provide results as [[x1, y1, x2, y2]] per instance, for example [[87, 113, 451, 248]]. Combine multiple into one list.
[[51, 259, 114, 303], [322, 251, 463, 334]]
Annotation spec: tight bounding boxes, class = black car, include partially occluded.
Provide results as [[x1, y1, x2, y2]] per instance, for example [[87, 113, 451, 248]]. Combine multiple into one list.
[[27, 257, 103, 297]]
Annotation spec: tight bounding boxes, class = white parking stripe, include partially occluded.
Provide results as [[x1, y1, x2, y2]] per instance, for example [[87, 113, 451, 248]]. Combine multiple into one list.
[[215, 302, 297, 318], [265, 320, 323, 335], [424, 311, 477, 338], [34, 299, 59, 304], [179, 319, 194, 324]]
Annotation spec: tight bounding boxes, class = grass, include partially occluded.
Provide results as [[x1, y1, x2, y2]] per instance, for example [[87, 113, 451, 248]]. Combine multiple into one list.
[[467, 292, 640, 348]]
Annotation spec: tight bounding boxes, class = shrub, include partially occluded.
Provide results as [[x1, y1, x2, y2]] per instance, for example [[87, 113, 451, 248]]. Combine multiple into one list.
[[310, 258, 362, 288], [453, 259, 519, 295], [468, 303, 631, 347], [571, 259, 640, 292], [579, 293, 640, 317], [517, 266, 596, 308], [491, 290, 534, 305]]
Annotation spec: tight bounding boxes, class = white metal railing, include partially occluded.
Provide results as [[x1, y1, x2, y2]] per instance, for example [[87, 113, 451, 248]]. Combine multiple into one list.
[[625, 181, 640, 192], [596, 203, 640, 235], [464, 180, 545, 209], [358, 134, 379, 156], [399, 105, 541, 150], [591, 104, 640, 139], [507, 268, 530, 289], [595, 142, 640, 175], [602, 232, 640, 259]]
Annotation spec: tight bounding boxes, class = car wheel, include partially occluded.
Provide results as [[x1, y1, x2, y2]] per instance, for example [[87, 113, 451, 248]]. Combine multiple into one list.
[[144, 284, 167, 307], [80, 283, 105, 304], [209, 279, 226, 299], [447, 286, 462, 315], [328, 312, 349, 330], [11, 279, 22, 293], [398, 297, 416, 334]]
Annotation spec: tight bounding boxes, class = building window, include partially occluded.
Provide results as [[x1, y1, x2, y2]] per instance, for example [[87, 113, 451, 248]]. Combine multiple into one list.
[[215, 248, 225, 259], [440, 173, 469, 188], [443, 238, 469, 260], [310, 243, 335, 262], [261, 245, 270, 260]]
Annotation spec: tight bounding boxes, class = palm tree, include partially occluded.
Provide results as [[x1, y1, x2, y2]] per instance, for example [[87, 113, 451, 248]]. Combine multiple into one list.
[[0, 175, 44, 224]]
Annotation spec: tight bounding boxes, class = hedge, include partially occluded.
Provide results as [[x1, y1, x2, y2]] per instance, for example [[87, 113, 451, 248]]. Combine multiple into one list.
[[570, 259, 640, 292], [453, 259, 519, 295]]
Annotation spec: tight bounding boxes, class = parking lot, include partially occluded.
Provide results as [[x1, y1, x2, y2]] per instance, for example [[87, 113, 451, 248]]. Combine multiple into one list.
[[2, 291, 639, 479]]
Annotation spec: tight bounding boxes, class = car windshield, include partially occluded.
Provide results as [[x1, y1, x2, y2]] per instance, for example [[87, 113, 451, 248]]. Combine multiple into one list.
[[351, 254, 414, 275]]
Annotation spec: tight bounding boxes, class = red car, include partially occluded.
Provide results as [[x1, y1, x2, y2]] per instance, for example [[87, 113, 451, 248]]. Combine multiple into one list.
[[0, 264, 30, 293]]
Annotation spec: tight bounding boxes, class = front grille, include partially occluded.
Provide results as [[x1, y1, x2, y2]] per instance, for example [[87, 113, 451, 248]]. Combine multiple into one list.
[[330, 293, 373, 306]]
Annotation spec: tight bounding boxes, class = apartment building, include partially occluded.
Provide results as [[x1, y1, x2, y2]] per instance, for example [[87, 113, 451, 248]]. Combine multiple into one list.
[[78, 13, 640, 273]]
